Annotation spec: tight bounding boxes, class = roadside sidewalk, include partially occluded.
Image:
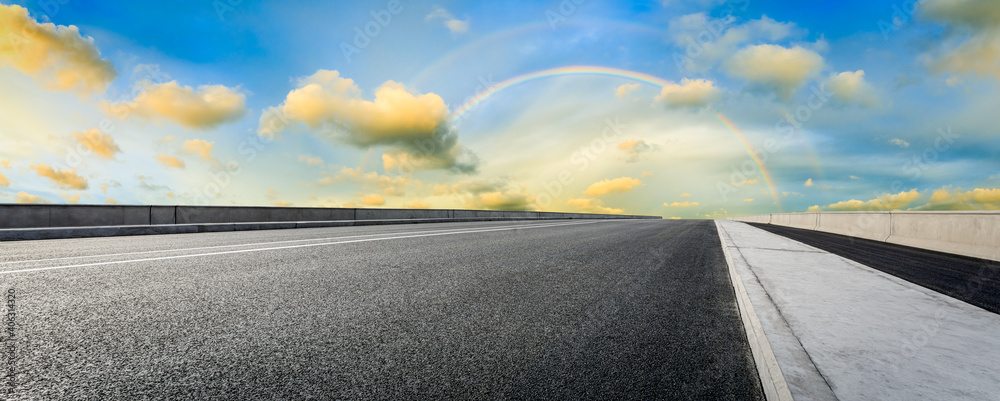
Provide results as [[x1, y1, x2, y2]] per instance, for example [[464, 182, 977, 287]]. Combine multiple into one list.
[[716, 220, 1000, 401]]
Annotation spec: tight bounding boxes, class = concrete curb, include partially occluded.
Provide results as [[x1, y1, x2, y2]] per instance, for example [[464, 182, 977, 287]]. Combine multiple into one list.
[[0, 217, 597, 241], [715, 220, 795, 401]]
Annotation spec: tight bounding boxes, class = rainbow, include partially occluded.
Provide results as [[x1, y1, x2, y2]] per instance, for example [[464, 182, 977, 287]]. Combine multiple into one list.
[[716, 114, 783, 211], [450, 65, 672, 121]]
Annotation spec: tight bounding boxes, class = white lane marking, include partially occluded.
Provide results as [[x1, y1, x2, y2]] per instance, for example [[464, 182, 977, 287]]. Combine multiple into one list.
[[0, 220, 602, 275], [0, 220, 583, 266]]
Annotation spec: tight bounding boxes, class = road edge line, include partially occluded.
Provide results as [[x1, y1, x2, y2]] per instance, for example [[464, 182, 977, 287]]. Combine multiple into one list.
[[715, 220, 795, 401]]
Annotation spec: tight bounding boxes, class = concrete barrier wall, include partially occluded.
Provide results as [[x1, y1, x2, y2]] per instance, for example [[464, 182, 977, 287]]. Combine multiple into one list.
[[888, 211, 1000, 261], [0, 204, 660, 229], [768, 213, 818, 230], [815, 212, 892, 242], [730, 211, 1000, 262]]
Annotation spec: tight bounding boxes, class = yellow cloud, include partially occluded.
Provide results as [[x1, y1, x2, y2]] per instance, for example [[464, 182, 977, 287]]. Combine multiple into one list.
[[274, 200, 293, 207], [0, 165, 8, 186], [922, 0, 1000, 80], [156, 153, 185, 169], [181, 139, 215, 161], [617, 139, 653, 163], [615, 83, 640, 98], [918, 187, 1000, 210], [104, 197, 118, 205], [743, 198, 754, 202], [298, 154, 324, 166], [105, 81, 246, 129], [406, 199, 432, 209], [665, 201, 699, 207], [827, 70, 879, 107], [566, 197, 623, 214], [804, 178, 814, 187], [655, 78, 722, 108], [360, 194, 386, 206], [641, 171, 653, 177], [72, 129, 121, 159], [467, 190, 535, 210], [322, 167, 412, 196], [0, 4, 116, 93], [259, 70, 477, 173], [680, 193, 691, 197], [821, 189, 922, 211], [30, 163, 88, 189], [668, 217, 682, 220], [15, 191, 48, 204], [60, 194, 81, 204], [584, 177, 643, 196], [726, 44, 824, 98]]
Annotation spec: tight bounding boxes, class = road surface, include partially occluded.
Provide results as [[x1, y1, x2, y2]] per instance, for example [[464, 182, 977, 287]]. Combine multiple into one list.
[[0, 219, 763, 400]]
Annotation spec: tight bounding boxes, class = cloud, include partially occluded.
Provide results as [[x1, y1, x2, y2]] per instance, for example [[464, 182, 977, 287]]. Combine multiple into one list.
[[889, 138, 910, 148], [804, 178, 814, 186], [360, 194, 386, 206], [615, 83, 640, 98], [298, 154, 324, 166], [60, 193, 81, 204], [827, 70, 879, 106], [181, 139, 215, 161], [680, 193, 691, 197], [321, 167, 412, 196], [72, 129, 121, 159], [406, 199, 432, 209], [665, 201, 700, 207], [655, 78, 722, 108], [817, 189, 922, 211], [105, 81, 246, 129], [617, 139, 653, 162], [259, 70, 478, 173], [584, 177, 643, 196], [15, 191, 48, 204], [426, 7, 469, 33], [642, 171, 653, 177], [274, 200, 293, 207], [743, 198, 754, 202], [669, 13, 800, 73], [566, 197, 623, 214], [466, 189, 535, 210], [156, 153, 185, 169], [0, 161, 9, 187], [725, 44, 824, 98], [104, 197, 118, 205], [921, 0, 1000, 80], [0, 4, 116, 93], [915, 186, 1000, 210], [30, 163, 88, 189]]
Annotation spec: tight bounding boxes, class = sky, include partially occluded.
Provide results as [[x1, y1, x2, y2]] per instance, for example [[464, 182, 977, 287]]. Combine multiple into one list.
[[0, 0, 998, 218]]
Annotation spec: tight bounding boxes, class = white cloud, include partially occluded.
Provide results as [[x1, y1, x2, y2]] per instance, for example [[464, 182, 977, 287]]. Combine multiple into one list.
[[615, 83, 640, 98], [426, 7, 469, 34], [655, 78, 722, 108], [827, 70, 879, 107], [725, 44, 824, 98]]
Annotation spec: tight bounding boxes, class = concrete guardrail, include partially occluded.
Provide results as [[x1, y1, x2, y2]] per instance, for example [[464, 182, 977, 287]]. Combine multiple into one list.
[[729, 211, 1000, 262], [0, 204, 661, 241]]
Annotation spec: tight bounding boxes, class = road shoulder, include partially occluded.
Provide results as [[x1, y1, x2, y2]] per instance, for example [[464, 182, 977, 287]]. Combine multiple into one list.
[[717, 220, 1000, 400]]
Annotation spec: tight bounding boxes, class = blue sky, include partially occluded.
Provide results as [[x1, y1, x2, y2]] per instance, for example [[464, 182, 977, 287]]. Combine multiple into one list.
[[1, 0, 998, 217]]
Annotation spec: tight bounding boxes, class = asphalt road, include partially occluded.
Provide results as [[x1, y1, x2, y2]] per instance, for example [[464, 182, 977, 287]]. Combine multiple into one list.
[[750, 223, 1000, 315], [0, 219, 763, 400]]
